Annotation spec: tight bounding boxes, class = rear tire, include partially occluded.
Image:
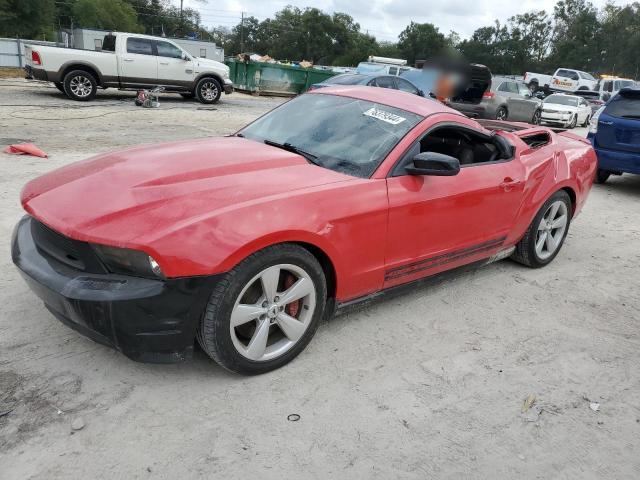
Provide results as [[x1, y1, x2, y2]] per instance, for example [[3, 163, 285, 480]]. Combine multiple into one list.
[[582, 114, 591, 127], [195, 77, 222, 104], [529, 81, 539, 93], [595, 169, 611, 184], [512, 190, 572, 268], [495, 106, 508, 121], [532, 109, 541, 125], [62, 70, 97, 101], [197, 244, 327, 375]]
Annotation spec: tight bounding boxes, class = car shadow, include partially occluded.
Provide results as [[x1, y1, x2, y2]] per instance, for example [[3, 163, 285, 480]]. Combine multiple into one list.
[[598, 173, 640, 196]]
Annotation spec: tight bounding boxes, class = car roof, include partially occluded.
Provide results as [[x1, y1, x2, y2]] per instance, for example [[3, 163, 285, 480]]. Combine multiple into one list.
[[307, 85, 461, 117]]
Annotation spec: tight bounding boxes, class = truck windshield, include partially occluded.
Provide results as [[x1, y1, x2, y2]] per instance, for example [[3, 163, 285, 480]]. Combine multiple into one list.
[[239, 93, 422, 178]]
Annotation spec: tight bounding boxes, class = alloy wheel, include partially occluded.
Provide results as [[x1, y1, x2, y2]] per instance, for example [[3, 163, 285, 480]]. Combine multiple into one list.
[[69, 75, 92, 97], [535, 200, 568, 260], [200, 81, 219, 101], [230, 263, 316, 362]]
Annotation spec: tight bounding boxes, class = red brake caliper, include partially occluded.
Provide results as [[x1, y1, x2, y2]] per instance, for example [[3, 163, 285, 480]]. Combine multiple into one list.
[[283, 274, 301, 317]]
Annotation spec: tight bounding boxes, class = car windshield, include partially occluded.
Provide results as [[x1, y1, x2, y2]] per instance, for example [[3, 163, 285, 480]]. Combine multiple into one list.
[[325, 74, 365, 85], [544, 95, 579, 106], [239, 93, 422, 178]]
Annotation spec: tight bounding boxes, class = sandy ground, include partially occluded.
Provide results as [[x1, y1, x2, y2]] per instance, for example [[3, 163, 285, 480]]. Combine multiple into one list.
[[0, 78, 639, 479]]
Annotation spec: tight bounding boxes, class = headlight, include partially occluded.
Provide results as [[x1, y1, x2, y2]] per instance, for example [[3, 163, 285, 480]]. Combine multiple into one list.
[[92, 244, 164, 279], [589, 106, 605, 134]]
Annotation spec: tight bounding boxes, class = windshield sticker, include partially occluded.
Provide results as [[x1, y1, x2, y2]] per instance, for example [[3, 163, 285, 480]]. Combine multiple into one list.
[[363, 107, 406, 125]]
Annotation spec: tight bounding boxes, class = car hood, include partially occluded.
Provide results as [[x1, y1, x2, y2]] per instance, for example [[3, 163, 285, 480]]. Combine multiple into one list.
[[195, 57, 228, 72], [542, 104, 576, 112], [21, 137, 353, 246]]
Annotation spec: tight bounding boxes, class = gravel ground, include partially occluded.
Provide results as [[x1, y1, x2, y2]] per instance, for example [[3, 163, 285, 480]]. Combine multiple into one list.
[[1, 78, 639, 479]]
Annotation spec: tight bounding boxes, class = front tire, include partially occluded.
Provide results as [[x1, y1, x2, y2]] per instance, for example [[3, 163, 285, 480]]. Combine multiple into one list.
[[62, 70, 97, 101], [567, 115, 577, 129], [195, 77, 222, 104], [197, 244, 327, 375], [512, 190, 572, 268]]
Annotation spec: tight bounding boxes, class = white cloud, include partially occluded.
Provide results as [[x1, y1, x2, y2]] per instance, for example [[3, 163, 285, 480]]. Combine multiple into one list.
[[181, 0, 628, 40]]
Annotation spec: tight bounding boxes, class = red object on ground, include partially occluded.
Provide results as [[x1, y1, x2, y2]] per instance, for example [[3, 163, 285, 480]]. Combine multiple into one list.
[[4, 143, 48, 158]]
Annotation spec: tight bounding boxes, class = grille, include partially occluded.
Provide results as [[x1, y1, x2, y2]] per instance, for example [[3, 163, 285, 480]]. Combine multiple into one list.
[[30, 219, 105, 273]]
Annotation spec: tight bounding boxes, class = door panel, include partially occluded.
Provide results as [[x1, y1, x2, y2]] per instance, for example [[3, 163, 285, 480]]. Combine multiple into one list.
[[156, 40, 194, 88], [384, 161, 525, 288], [119, 37, 157, 86]]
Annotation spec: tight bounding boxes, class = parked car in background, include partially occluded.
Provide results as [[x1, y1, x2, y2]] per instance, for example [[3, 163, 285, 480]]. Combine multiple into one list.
[[550, 69, 598, 93], [541, 93, 592, 128], [12, 86, 597, 374], [308, 73, 424, 96], [24, 32, 233, 103], [596, 77, 636, 101], [574, 90, 605, 114], [588, 87, 640, 183], [524, 71, 553, 92], [447, 77, 542, 124]]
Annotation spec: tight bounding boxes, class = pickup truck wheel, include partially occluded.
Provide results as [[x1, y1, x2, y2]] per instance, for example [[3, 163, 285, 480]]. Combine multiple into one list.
[[495, 106, 508, 121], [512, 190, 571, 268], [595, 169, 611, 184], [54, 82, 65, 93], [63, 70, 97, 101], [195, 77, 222, 104], [197, 244, 327, 375]]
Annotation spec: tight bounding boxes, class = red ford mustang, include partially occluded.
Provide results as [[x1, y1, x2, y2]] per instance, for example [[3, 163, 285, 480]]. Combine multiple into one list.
[[12, 86, 596, 374]]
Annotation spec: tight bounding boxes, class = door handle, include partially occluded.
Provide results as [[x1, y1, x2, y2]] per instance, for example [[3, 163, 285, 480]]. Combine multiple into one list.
[[123, 58, 134, 62], [500, 177, 516, 192], [159, 61, 169, 65]]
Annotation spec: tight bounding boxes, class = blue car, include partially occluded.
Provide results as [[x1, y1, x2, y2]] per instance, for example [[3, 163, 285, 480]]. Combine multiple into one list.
[[588, 87, 640, 183]]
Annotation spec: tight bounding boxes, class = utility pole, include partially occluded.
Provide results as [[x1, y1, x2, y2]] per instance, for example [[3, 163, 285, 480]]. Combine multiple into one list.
[[180, 0, 184, 37], [240, 11, 245, 53]]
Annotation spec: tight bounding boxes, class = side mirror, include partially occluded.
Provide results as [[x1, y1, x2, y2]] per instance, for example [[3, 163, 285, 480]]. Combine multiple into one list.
[[405, 152, 460, 176]]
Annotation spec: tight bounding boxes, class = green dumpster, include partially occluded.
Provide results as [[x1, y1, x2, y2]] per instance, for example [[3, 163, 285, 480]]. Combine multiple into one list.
[[225, 59, 337, 95]]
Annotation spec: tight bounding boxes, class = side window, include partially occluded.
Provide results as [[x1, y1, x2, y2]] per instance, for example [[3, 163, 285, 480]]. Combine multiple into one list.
[[506, 82, 519, 93], [372, 76, 395, 89], [555, 69, 568, 77], [418, 127, 499, 166], [127, 37, 154, 56], [94, 39, 102, 50], [497, 81, 509, 92], [396, 78, 418, 95], [199, 48, 206, 58], [604, 81, 613, 92], [388, 66, 398, 76], [156, 41, 183, 59], [569, 71, 579, 81]]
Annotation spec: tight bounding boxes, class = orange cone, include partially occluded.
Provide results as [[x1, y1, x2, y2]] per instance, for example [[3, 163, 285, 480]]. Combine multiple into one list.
[[4, 143, 48, 158]]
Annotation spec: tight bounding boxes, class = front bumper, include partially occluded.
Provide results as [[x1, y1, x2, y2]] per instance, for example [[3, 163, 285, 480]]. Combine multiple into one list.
[[541, 111, 572, 126], [12, 216, 221, 363], [223, 78, 234, 94]]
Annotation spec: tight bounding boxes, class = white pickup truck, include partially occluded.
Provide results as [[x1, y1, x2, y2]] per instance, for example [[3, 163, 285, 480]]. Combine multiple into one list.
[[24, 32, 233, 103], [524, 68, 598, 93]]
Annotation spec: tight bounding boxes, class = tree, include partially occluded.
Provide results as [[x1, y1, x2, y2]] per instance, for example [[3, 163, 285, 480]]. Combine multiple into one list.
[[0, 0, 56, 40], [72, 0, 141, 32], [397, 22, 448, 65]]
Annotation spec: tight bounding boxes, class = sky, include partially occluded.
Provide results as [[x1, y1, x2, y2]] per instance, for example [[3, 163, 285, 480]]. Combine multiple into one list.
[[178, 0, 627, 41]]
